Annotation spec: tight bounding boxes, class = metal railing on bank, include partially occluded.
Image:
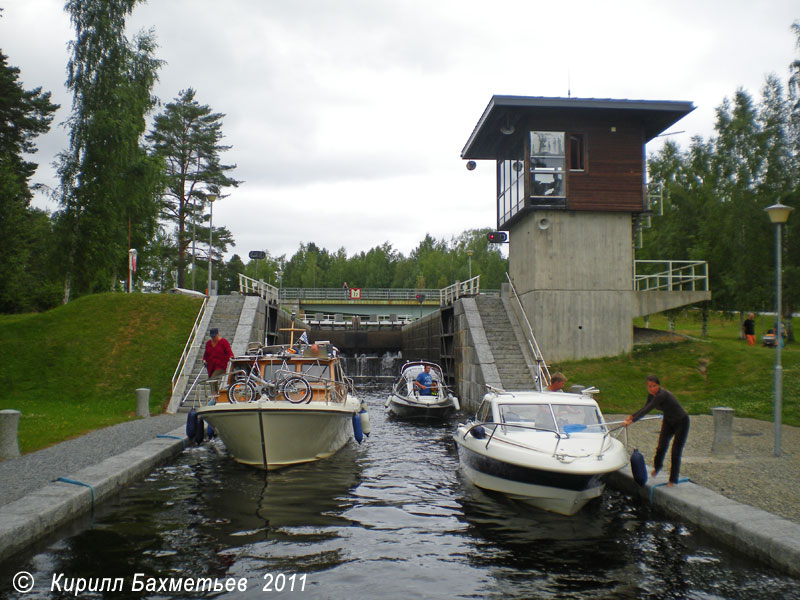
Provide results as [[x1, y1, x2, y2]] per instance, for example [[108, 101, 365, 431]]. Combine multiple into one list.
[[505, 272, 550, 389], [634, 260, 708, 291], [170, 296, 208, 394]]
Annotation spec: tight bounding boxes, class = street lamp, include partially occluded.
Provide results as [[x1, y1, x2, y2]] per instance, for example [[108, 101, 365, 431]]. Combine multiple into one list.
[[467, 249, 474, 280], [276, 269, 283, 310], [207, 194, 217, 296], [765, 201, 794, 457]]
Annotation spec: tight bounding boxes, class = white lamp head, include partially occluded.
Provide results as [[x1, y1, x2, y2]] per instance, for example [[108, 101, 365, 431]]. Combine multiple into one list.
[[765, 203, 794, 224]]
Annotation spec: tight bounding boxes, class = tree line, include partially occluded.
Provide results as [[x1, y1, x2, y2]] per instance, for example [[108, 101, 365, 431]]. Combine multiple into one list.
[[640, 21, 800, 321], [1, 4, 798, 316]]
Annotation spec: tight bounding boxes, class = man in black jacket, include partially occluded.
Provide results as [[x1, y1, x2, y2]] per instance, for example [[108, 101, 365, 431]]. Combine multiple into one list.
[[622, 375, 690, 487]]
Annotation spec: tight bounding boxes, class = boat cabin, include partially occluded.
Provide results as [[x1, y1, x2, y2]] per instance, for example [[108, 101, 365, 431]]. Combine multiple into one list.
[[476, 391, 608, 436], [216, 342, 349, 404]]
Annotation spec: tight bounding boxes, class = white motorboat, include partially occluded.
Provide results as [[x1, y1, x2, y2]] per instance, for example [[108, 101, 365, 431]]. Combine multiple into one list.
[[453, 387, 627, 516], [385, 360, 460, 419], [197, 341, 366, 470]]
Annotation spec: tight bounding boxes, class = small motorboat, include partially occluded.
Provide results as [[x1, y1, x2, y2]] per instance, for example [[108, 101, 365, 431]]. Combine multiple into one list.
[[196, 341, 367, 470], [385, 360, 460, 419], [453, 387, 627, 516]]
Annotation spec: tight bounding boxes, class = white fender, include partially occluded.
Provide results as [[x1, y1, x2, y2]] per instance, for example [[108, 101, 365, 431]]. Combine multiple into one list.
[[360, 401, 371, 436]]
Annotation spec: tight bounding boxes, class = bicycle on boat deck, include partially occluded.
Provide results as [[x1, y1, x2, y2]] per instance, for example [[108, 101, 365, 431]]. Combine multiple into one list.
[[227, 358, 312, 404]]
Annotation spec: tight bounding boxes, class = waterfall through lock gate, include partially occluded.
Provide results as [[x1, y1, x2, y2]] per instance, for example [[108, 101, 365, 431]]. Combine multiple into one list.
[[340, 351, 403, 379]]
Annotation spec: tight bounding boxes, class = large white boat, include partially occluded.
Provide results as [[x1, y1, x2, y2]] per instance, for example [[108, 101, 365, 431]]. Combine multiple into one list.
[[453, 387, 627, 516], [197, 341, 364, 470], [386, 360, 460, 419]]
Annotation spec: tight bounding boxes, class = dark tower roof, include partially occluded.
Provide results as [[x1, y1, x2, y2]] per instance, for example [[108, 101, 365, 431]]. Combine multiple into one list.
[[461, 95, 695, 159]]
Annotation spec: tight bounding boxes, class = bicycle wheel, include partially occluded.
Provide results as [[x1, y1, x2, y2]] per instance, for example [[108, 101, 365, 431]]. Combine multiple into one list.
[[229, 380, 256, 403], [282, 376, 312, 403]]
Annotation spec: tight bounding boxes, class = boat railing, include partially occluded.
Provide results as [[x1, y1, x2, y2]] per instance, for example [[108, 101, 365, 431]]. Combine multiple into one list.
[[505, 273, 551, 389], [467, 421, 615, 462]]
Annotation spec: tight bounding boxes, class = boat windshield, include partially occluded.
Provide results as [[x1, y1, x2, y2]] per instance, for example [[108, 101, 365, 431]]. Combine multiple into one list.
[[500, 404, 605, 434]]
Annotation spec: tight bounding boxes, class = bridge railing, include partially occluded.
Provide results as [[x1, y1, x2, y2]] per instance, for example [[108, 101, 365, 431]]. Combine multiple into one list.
[[634, 260, 709, 292], [238, 273, 485, 307], [280, 287, 441, 302]]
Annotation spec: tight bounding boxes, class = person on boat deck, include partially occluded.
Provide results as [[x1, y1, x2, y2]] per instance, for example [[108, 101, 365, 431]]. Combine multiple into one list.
[[622, 375, 690, 487], [203, 328, 233, 379], [547, 372, 566, 392], [414, 365, 435, 396]]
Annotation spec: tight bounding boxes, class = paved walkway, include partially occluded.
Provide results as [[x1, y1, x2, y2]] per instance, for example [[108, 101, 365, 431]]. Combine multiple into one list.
[[608, 413, 800, 525], [0, 414, 186, 507]]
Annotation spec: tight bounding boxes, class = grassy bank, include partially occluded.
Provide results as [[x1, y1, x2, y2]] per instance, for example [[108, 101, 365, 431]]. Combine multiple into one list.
[[552, 311, 799, 426], [0, 293, 203, 453]]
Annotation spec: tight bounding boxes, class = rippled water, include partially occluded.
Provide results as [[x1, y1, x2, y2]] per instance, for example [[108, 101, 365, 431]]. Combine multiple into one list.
[[2, 384, 798, 599]]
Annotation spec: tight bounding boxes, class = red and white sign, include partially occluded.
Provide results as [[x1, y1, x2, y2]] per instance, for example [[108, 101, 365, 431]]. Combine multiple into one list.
[[349, 287, 362, 300]]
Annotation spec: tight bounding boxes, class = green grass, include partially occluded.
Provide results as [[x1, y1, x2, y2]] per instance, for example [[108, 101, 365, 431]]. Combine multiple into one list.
[[0, 293, 203, 454], [551, 311, 800, 426]]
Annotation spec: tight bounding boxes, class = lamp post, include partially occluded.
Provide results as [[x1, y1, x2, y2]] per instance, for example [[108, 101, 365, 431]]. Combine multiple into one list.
[[765, 202, 794, 457], [191, 195, 197, 290], [207, 194, 217, 296], [467, 249, 473, 280], [276, 269, 283, 310]]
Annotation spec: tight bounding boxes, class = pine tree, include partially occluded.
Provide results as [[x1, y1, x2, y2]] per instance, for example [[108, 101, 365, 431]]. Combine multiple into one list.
[[147, 88, 241, 289]]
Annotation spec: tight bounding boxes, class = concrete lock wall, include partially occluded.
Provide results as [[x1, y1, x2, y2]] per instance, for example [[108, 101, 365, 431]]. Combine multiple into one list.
[[509, 210, 635, 362]]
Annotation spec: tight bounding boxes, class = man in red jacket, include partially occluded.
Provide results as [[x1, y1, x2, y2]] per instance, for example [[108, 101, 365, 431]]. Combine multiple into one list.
[[203, 328, 233, 379]]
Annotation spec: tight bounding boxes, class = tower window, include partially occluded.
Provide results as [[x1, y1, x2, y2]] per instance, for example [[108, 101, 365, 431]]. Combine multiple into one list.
[[569, 133, 585, 171]]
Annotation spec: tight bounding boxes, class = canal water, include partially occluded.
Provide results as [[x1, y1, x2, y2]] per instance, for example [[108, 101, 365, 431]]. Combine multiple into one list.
[[2, 383, 798, 599]]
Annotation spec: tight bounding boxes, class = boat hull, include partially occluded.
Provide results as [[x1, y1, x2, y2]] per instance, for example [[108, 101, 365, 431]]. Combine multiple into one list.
[[197, 398, 359, 470], [453, 427, 627, 516], [386, 393, 457, 419]]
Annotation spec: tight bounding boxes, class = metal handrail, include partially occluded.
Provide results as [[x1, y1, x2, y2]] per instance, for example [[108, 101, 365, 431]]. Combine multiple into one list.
[[171, 296, 208, 393], [505, 272, 551, 389], [440, 275, 481, 305], [238, 273, 280, 303], [634, 260, 709, 291]]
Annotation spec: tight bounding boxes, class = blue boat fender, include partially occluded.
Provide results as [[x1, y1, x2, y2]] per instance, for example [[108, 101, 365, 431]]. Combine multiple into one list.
[[194, 417, 205, 445], [352, 412, 364, 444], [206, 422, 216, 439], [630, 448, 647, 486], [186, 408, 198, 439], [359, 402, 371, 437]]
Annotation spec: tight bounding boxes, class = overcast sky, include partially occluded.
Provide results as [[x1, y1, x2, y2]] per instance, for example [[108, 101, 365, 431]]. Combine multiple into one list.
[[2, 0, 798, 260]]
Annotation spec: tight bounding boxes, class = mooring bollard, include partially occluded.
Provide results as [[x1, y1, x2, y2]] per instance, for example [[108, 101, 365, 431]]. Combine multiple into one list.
[[711, 406, 734, 456], [136, 388, 151, 418], [0, 409, 21, 459]]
